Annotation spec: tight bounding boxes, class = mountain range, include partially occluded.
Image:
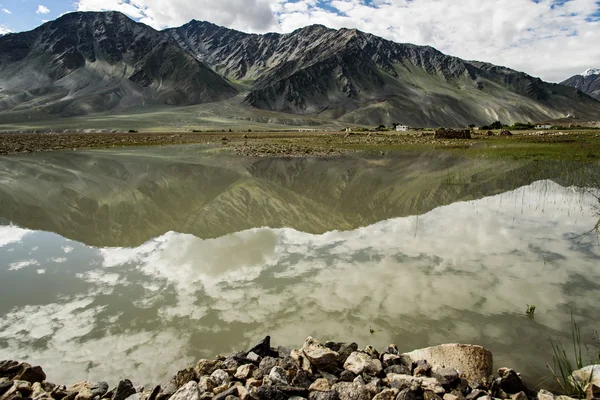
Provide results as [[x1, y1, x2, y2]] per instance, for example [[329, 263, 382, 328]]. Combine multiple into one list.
[[561, 68, 600, 101], [0, 11, 599, 128], [1, 147, 595, 247]]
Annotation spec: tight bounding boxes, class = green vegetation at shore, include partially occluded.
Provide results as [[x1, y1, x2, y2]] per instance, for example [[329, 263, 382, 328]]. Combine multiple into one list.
[[1, 129, 600, 163], [335, 131, 600, 162]]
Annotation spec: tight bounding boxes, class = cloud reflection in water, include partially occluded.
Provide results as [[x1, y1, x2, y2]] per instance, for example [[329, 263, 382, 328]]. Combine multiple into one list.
[[0, 180, 598, 387]]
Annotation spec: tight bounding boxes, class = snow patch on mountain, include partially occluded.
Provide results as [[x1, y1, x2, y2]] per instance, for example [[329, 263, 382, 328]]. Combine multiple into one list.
[[582, 68, 600, 77]]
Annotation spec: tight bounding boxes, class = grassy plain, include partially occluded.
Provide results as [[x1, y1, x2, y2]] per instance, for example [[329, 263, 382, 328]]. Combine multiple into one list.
[[0, 129, 599, 162]]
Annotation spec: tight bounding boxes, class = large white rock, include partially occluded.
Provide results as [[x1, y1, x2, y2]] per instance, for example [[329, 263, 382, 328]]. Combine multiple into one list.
[[344, 352, 383, 375], [169, 382, 199, 400], [301, 337, 339, 369], [403, 344, 493, 384], [570, 365, 600, 387]]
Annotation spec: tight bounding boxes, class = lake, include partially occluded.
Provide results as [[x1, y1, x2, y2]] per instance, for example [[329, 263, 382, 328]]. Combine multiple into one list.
[[0, 145, 598, 389]]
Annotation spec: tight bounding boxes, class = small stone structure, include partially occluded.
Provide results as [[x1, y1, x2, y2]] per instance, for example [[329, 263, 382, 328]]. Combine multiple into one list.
[[396, 125, 409, 132], [434, 129, 472, 139]]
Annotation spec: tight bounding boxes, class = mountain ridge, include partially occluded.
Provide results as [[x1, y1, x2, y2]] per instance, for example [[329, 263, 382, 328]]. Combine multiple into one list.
[[562, 68, 600, 100], [0, 11, 238, 116], [0, 11, 598, 127]]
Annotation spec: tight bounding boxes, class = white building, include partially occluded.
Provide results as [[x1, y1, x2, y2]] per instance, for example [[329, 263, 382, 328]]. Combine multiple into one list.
[[396, 125, 409, 132], [535, 124, 551, 130]]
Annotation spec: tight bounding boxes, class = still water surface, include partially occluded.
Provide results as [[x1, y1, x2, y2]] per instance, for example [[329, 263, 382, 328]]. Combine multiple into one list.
[[0, 146, 598, 388]]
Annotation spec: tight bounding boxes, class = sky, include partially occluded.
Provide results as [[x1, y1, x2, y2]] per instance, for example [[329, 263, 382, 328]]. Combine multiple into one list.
[[0, 0, 598, 82]]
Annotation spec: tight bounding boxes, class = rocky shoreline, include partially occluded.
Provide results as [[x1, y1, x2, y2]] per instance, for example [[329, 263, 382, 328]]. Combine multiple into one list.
[[1, 337, 598, 400]]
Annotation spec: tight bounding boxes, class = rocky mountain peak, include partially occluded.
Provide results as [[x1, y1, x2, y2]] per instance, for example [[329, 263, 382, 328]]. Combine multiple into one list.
[[561, 69, 600, 100], [583, 68, 600, 77], [0, 11, 237, 115]]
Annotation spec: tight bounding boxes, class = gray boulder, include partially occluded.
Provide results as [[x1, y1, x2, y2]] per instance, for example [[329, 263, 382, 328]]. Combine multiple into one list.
[[386, 374, 445, 395], [372, 388, 399, 400], [169, 382, 199, 400], [497, 368, 527, 394], [268, 367, 289, 386], [197, 377, 216, 394], [234, 364, 256, 380], [344, 352, 382, 376], [255, 386, 287, 400], [212, 386, 238, 400], [433, 368, 459, 387], [570, 365, 600, 387], [309, 392, 338, 400], [292, 370, 312, 388], [385, 365, 411, 376], [112, 380, 136, 400], [246, 336, 276, 359], [15, 366, 46, 384], [413, 360, 431, 377], [91, 382, 109, 398], [195, 360, 221, 377], [403, 344, 493, 384], [210, 370, 230, 387], [174, 368, 197, 388], [332, 382, 371, 400], [339, 371, 355, 383], [309, 379, 331, 392], [302, 337, 340, 370], [396, 385, 424, 400], [0, 380, 12, 397], [256, 357, 278, 379], [338, 344, 359, 365], [0, 361, 23, 379], [536, 390, 555, 400]]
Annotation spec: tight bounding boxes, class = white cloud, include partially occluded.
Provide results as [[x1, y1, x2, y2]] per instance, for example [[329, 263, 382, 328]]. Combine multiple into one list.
[[8, 259, 40, 271], [73, 0, 600, 82], [35, 4, 50, 14], [2, 8, 11, 14], [0, 296, 196, 386], [0, 225, 30, 247], [76, 0, 276, 32]]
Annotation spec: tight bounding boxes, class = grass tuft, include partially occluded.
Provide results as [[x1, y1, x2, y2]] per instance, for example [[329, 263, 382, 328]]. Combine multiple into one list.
[[547, 315, 599, 397]]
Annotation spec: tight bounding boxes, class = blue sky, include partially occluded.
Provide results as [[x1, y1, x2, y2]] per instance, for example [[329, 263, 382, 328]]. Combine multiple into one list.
[[0, 0, 599, 82], [0, 0, 69, 32]]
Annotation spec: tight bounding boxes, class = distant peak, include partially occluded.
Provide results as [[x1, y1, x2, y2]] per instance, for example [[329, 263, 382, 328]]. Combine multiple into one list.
[[292, 24, 331, 34], [583, 68, 600, 77], [189, 19, 215, 26]]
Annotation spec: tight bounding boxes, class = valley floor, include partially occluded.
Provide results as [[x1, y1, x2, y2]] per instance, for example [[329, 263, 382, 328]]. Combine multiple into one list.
[[1, 129, 600, 162]]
